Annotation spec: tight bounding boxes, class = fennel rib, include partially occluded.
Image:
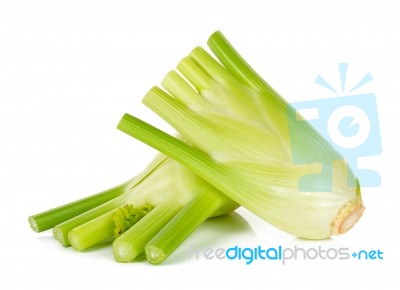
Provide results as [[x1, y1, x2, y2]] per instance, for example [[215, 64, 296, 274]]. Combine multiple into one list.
[[207, 31, 276, 95], [53, 195, 126, 247], [145, 190, 229, 265], [68, 209, 118, 251], [117, 114, 236, 195], [68, 202, 155, 251], [28, 182, 129, 232], [113, 196, 182, 263]]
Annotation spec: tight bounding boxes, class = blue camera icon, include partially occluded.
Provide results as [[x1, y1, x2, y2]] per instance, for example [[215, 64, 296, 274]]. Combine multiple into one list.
[[289, 93, 381, 190]]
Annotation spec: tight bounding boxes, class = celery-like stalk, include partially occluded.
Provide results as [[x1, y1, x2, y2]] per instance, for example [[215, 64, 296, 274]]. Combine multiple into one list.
[[30, 139, 237, 257], [113, 196, 182, 262], [67, 202, 152, 251], [28, 182, 128, 232], [53, 196, 126, 247], [68, 208, 118, 251], [145, 189, 229, 264]]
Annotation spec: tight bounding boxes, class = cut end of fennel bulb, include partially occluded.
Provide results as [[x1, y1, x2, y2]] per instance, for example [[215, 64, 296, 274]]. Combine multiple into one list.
[[331, 199, 365, 236]]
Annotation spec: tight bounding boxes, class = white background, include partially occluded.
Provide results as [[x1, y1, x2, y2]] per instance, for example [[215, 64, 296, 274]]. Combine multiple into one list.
[[1, 0, 399, 289]]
